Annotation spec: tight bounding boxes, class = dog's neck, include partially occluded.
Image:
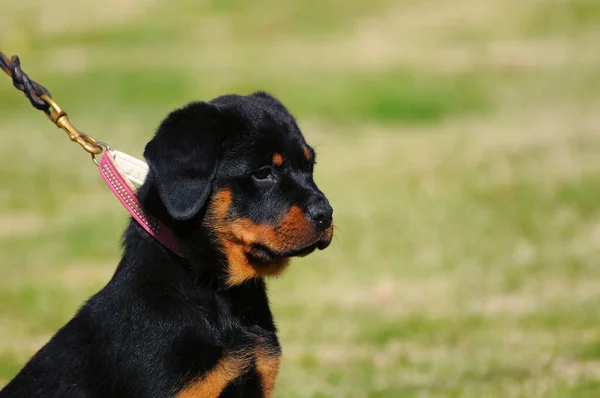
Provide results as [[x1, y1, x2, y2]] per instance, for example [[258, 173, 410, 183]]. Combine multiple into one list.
[[120, 179, 244, 291], [118, 218, 276, 332]]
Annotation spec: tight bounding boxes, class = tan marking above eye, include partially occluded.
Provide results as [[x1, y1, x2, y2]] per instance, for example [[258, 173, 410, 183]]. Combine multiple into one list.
[[303, 146, 311, 161], [272, 153, 283, 166]]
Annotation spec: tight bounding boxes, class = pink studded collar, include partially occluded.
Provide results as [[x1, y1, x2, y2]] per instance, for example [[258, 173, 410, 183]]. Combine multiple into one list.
[[98, 150, 184, 257]]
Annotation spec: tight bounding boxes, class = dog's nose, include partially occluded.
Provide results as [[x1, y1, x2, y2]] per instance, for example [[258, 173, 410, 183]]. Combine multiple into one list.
[[306, 196, 333, 231]]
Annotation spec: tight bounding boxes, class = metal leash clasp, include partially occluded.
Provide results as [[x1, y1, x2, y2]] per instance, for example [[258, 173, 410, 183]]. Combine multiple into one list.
[[40, 94, 103, 156]]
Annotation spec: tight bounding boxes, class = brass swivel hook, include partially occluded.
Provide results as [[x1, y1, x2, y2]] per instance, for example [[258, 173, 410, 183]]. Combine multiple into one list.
[[40, 94, 103, 155]]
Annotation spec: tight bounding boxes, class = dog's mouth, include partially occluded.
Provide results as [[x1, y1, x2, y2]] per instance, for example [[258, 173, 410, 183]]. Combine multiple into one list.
[[249, 242, 318, 262], [248, 223, 333, 264]]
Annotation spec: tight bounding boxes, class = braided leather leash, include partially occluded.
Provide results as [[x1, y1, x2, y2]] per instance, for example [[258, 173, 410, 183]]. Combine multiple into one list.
[[0, 52, 51, 111], [0, 51, 180, 256]]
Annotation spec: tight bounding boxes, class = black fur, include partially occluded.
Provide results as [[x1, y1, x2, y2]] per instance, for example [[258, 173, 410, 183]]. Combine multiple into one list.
[[0, 92, 333, 398]]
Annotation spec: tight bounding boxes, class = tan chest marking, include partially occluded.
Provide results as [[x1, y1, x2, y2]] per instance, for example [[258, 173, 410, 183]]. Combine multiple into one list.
[[176, 348, 280, 398], [255, 347, 281, 397], [176, 354, 251, 398]]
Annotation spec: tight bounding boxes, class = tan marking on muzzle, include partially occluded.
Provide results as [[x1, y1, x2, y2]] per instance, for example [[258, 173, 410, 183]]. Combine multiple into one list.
[[206, 189, 317, 286]]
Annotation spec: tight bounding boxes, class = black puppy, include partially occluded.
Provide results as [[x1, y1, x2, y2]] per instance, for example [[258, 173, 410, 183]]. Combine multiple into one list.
[[0, 92, 333, 398]]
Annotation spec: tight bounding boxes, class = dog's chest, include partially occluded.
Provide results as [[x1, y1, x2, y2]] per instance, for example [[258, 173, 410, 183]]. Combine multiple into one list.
[[251, 340, 281, 397], [176, 337, 280, 398]]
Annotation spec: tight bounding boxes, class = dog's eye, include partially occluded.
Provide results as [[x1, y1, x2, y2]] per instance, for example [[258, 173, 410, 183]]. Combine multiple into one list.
[[253, 167, 274, 181]]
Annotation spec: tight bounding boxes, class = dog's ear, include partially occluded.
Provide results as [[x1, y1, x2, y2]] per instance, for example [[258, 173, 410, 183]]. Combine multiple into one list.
[[143, 102, 223, 221]]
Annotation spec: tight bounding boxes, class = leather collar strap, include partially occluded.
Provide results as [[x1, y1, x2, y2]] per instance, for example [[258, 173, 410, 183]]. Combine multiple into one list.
[[110, 149, 149, 185], [98, 150, 184, 257]]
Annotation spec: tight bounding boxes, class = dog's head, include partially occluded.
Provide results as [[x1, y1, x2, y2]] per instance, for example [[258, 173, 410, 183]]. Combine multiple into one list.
[[143, 92, 333, 286]]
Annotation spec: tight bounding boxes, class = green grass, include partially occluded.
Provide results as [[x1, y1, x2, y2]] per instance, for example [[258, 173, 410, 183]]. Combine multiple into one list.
[[523, 0, 600, 35], [1, 0, 600, 396]]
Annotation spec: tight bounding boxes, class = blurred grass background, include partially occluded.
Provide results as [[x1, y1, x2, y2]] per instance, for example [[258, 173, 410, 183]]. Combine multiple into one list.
[[1, 0, 600, 396]]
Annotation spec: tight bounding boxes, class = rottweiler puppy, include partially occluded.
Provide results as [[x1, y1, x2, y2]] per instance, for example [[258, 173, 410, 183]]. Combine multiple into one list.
[[0, 92, 333, 397]]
